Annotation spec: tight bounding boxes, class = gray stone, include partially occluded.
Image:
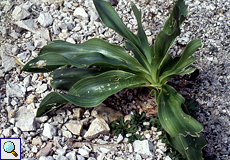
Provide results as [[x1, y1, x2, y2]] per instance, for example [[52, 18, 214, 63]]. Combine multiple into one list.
[[15, 106, 36, 131], [42, 123, 57, 139], [73, 7, 88, 19], [66, 151, 76, 160], [34, 39, 48, 48], [116, 134, 123, 143], [0, 47, 17, 72], [39, 156, 54, 160], [56, 148, 66, 156], [36, 84, 48, 93], [36, 142, 53, 158], [6, 82, 26, 98], [2, 128, 12, 137], [61, 129, 72, 138], [78, 148, 90, 158], [65, 120, 83, 136], [133, 140, 154, 156], [38, 12, 54, 27], [15, 19, 36, 33], [84, 118, 110, 139], [12, 6, 30, 20], [77, 155, 85, 160], [32, 137, 42, 146], [52, 155, 68, 160]]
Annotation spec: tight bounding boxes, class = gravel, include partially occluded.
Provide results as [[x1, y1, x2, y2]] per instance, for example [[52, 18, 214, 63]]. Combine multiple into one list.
[[0, 0, 229, 159]]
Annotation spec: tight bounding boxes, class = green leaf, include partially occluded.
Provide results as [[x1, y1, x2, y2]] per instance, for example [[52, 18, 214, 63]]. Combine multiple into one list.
[[36, 92, 68, 117], [156, 84, 203, 137], [93, 0, 151, 71], [50, 68, 103, 90], [22, 52, 69, 72], [159, 40, 201, 83], [131, 2, 152, 63], [36, 70, 149, 116], [152, 0, 188, 81], [168, 133, 206, 160], [155, 84, 206, 159], [23, 38, 148, 74]]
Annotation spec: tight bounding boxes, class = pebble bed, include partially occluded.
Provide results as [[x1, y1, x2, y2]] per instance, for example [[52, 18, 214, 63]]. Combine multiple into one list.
[[0, 0, 229, 160]]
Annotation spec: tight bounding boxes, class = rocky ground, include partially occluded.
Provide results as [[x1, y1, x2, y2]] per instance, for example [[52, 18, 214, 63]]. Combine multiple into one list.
[[0, 0, 229, 160]]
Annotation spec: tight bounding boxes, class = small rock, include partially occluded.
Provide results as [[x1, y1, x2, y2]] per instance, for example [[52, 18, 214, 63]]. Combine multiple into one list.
[[61, 129, 72, 138], [53, 155, 68, 160], [91, 104, 123, 123], [78, 148, 90, 158], [135, 154, 142, 160], [36, 116, 49, 123], [116, 134, 123, 143], [73, 108, 84, 119], [39, 156, 54, 160], [12, 127, 21, 135], [66, 151, 76, 160], [42, 123, 57, 139], [32, 145, 38, 152], [77, 155, 85, 160], [8, 110, 16, 119], [56, 148, 66, 156], [2, 128, 12, 137], [84, 118, 110, 139], [66, 37, 76, 44], [38, 12, 54, 27], [65, 120, 83, 136], [6, 82, 26, 98], [36, 142, 53, 158], [32, 137, 43, 146], [34, 39, 48, 48], [0, 47, 17, 72], [15, 19, 36, 33], [12, 6, 30, 20], [73, 7, 88, 19], [15, 106, 36, 131], [133, 140, 154, 156], [36, 84, 48, 93]]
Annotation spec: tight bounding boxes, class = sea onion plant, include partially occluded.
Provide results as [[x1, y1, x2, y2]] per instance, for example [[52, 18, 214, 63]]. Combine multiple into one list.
[[22, 0, 206, 159]]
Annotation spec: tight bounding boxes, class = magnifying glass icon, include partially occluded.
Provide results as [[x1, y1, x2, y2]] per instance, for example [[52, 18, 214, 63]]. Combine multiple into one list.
[[3, 141, 18, 157]]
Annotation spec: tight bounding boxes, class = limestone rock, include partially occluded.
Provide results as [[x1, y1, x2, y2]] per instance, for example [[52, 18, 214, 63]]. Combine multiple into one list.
[[36, 142, 53, 158], [6, 82, 26, 98], [133, 140, 154, 156], [12, 6, 30, 20], [91, 104, 123, 123], [15, 19, 36, 33], [38, 12, 54, 27], [65, 120, 83, 136], [66, 151, 76, 160], [42, 123, 57, 139], [15, 106, 36, 131], [84, 118, 110, 139], [73, 7, 88, 19]]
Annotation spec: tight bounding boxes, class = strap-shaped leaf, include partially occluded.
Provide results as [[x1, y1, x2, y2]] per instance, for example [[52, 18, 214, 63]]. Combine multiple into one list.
[[22, 52, 69, 72], [93, 0, 151, 71], [131, 2, 152, 63], [36, 70, 149, 116], [168, 132, 206, 159], [152, 0, 188, 80], [155, 84, 205, 159], [156, 84, 203, 137], [159, 40, 201, 83], [50, 68, 103, 90], [23, 38, 148, 74], [36, 92, 68, 117]]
